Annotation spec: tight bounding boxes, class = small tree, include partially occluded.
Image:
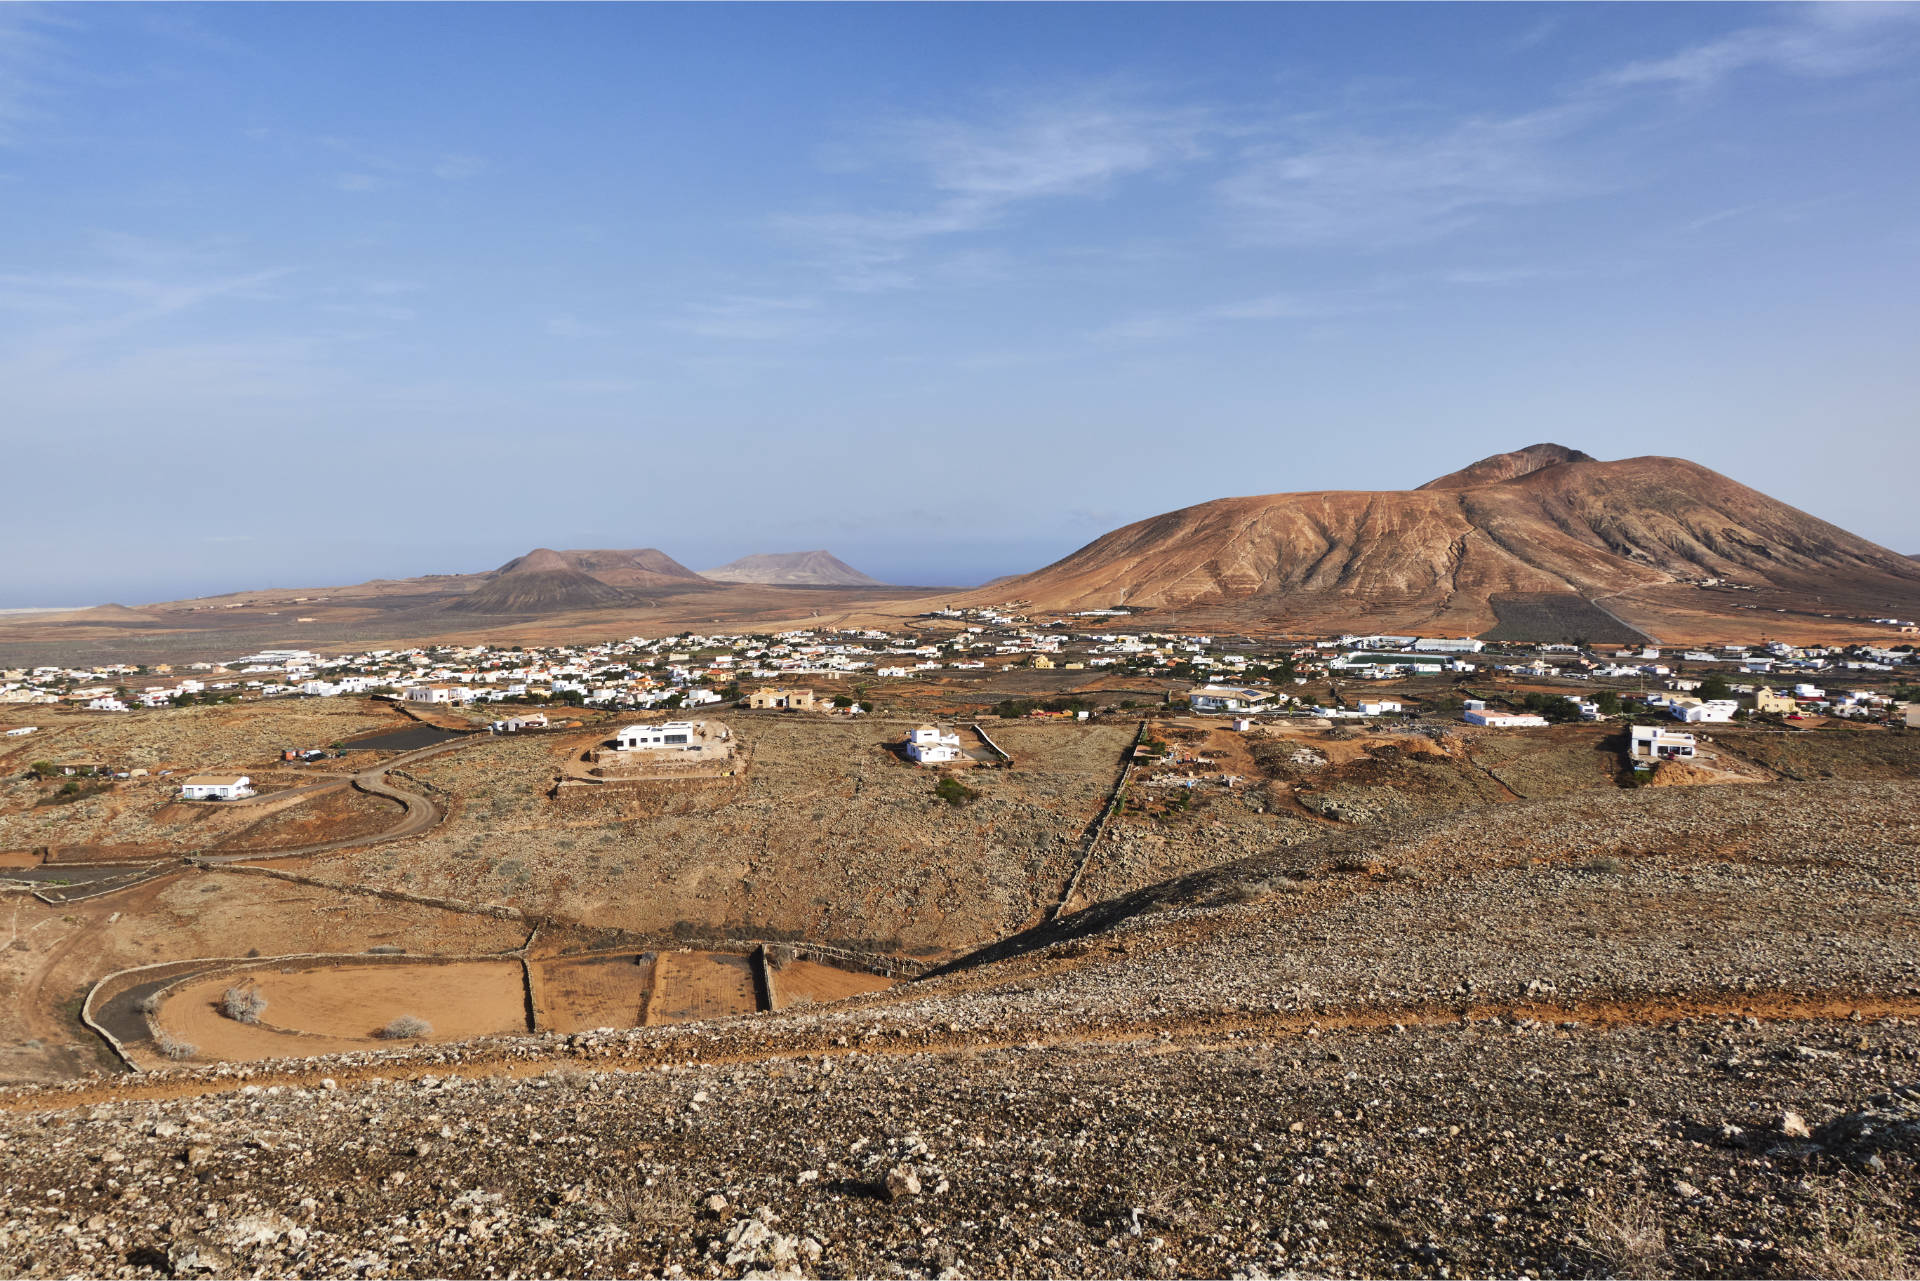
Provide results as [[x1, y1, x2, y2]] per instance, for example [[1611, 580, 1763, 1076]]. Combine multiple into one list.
[[1698, 674, 1733, 702]]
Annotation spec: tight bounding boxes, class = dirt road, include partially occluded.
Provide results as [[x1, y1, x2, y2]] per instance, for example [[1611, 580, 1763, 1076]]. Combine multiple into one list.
[[195, 734, 471, 864]]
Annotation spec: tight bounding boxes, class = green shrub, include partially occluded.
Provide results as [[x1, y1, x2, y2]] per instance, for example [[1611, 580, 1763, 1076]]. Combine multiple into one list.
[[933, 776, 978, 807]]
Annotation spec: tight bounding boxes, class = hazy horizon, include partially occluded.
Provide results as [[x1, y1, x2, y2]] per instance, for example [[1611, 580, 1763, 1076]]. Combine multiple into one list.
[[7, 3, 1920, 608]]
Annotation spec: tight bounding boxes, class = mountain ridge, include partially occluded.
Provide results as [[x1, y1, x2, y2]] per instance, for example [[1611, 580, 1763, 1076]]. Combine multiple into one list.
[[957, 444, 1920, 634], [699, 550, 885, 587]]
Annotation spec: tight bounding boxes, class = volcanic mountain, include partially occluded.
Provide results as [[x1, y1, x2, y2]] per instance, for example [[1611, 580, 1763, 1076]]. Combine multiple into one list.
[[444, 548, 639, 615], [962, 445, 1920, 637], [699, 550, 885, 587]]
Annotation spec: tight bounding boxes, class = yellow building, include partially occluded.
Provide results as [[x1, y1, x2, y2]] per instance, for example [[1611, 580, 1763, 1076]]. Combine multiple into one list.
[[1753, 687, 1797, 715]]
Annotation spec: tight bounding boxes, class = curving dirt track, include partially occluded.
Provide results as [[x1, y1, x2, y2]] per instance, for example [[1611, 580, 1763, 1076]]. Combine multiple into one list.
[[192, 735, 471, 864], [5, 985, 1918, 1114]]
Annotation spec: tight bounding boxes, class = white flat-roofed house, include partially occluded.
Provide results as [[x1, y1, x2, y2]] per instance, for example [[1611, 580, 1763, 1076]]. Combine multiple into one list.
[[4, 726, 38, 737], [181, 774, 254, 801], [402, 684, 471, 704], [1630, 725, 1696, 761], [1355, 699, 1404, 716], [1673, 700, 1739, 723], [616, 721, 699, 751], [1463, 708, 1549, 728], [1187, 686, 1273, 714], [1412, 637, 1485, 654], [904, 724, 965, 764]]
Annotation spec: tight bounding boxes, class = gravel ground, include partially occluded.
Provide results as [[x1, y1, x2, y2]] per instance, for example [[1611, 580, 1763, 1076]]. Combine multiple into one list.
[[0, 743, 1914, 1279], [0, 1021, 1914, 1279]]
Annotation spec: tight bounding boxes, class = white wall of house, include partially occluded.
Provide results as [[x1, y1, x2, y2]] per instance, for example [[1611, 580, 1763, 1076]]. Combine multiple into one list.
[[616, 722, 698, 751]]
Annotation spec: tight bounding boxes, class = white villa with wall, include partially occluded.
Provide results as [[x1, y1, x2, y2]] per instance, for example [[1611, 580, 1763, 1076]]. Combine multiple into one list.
[[615, 722, 702, 751], [1630, 725, 1697, 761], [905, 724, 965, 764], [1188, 686, 1273, 714]]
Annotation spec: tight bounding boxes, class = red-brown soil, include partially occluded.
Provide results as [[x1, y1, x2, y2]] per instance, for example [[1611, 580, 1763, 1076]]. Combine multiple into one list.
[[151, 960, 527, 1064], [534, 954, 655, 1033], [773, 959, 893, 1008], [645, 952, 758, 1025]]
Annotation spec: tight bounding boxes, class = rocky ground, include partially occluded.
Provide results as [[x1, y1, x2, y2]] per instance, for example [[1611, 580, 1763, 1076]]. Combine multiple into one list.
[[1, 765, 1916, 1278], [0, 1020, 1915, 1280]]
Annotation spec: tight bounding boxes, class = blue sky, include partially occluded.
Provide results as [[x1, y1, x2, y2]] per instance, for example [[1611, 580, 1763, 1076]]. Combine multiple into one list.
[[5, 2, 1920, 605]]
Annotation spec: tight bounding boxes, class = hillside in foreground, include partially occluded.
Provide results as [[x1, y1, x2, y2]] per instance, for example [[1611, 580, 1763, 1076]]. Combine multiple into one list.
[[3, 761, 1917, 1279]]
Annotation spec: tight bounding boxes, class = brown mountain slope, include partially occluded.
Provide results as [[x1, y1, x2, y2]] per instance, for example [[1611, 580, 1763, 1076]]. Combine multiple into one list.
[[1416, 442, 1595, 490], [445, 548, 635, 615], [494, 547, 710, 590], [699, 550, 885, 587], [960, 446, 1920, 635]]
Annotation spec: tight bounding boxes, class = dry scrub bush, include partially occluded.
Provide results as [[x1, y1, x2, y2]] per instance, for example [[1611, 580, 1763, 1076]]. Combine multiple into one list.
[[1582, 855, 1626, 874], [220, 984, 267, 1025], [1784, 1198, 1918, 1280], [378, 1014, 432, 1040], [1582, 1190, 1671, 1278], [1227, 875, 1304, 904], [598, 1172, 696, 1229], [133, 993, 161, 1015], [154, 1033, 197, 1061]]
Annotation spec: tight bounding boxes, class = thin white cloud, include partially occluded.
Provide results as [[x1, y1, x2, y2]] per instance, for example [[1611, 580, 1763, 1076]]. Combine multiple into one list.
[[1214, 7, 1920, 254], [335, 172, 381, 193], [1095, 288, 1386, 343], [1218, 103, 1596, 249], [782, 92, 1211, 290], [432, 154, 486, 181], [0, 7, 74, 146], [543, 312, 610, 340], [1599, 3, 1920, 93], [671, 295, 823, 342]]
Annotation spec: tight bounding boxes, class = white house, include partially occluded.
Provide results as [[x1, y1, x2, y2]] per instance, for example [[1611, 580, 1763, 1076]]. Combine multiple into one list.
[[402, 684, 471, 704], [1412, 637, 1485, 654], [1463, 708, 1549, 728], [1630, 725, 1696, 761], [615, 722, 699, 751], [3, 726, 36, 737], [1187, 686, 1273, 714], [904, 724, 965, 765], [1355, 699, 1403, 716], [180, 774, 254, 801], [1672, 700, 1738, 723], [85, 697, 128, 712]]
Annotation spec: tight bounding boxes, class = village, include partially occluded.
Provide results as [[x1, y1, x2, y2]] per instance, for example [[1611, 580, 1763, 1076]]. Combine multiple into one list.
[[3, 604, 1917, 755]]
